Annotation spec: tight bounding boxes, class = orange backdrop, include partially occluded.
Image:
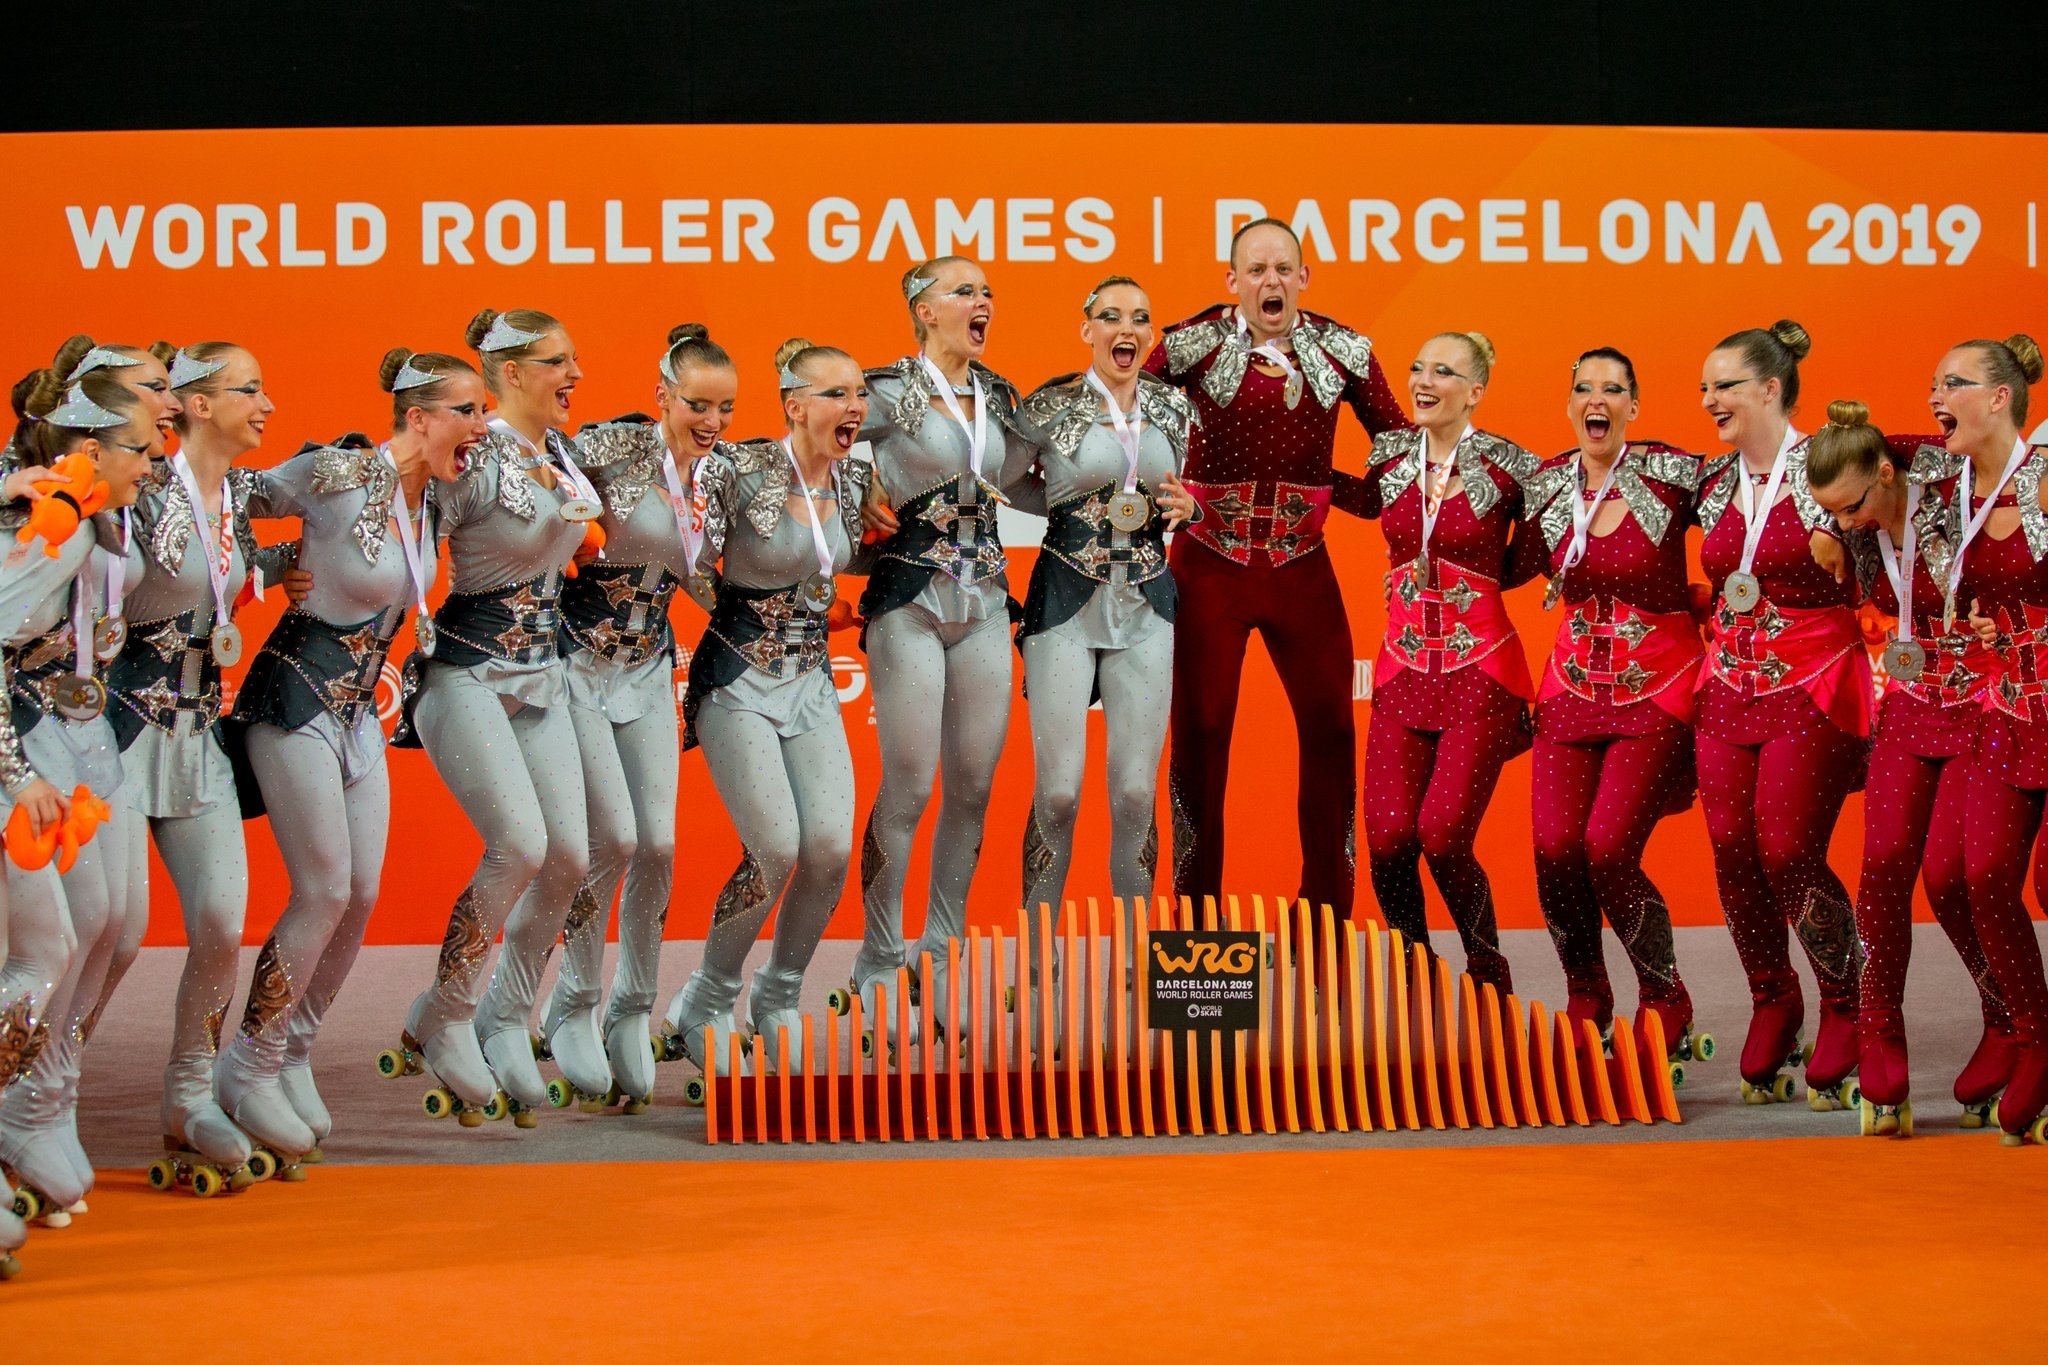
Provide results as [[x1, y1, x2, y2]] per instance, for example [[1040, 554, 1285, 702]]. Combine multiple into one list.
[[3, 122, 2045, 948]]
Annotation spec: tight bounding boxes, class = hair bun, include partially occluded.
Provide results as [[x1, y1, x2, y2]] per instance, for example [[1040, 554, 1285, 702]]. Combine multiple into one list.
[[2005, 333, 2045, 385], [1825, 398, 1870, 429], [52, 335, 98, 377], [1769, 319, 1812, 361], [773, 337, 814, 372], [378, 347, 415, 393], [1464, 331, 1497, 371], [668, 322, 710, 348], [147, 340, 178, 367], [11, 368, 64, 422], [463, 308, 501, 352]]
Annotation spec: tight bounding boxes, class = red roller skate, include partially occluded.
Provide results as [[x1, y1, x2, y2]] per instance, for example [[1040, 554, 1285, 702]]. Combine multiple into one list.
[[1739, 983, 1805, 1105], [1995, 1029, 2048, 1148], [1640, 988, 1712, 1090], [1564, 969, 1615, 1052], [1804, 993, 1862, 1112], [1955, 1011, 2020, 1131], [1855, 1010, 1911, 1137]]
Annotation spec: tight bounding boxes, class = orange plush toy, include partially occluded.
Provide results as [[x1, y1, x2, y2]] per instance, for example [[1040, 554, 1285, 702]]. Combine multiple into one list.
[[5, 785, 113, 874], [15, 453, 111, 558], [563, 521, 607, 578]]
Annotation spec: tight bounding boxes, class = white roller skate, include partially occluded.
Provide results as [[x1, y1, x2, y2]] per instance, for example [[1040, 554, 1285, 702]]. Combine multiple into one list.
[[149, 1061, 264, 1200], [658, 973, 751, 1107], [0, 1068, 86, 1223], [539, 998, 615, 1113], [214, 1038, 316, 1178], [376, 1016, 508, 1127], [826, 949, 907, 1061], [278, 1064, 332, 1163], [50, 1040, 94, 1208], [0, 1201, 23, 1279], [605, 1009, 656, 1114], [747, 966, 807, 1075]]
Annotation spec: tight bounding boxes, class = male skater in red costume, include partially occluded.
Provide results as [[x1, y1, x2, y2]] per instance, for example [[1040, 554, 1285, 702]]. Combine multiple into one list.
[[1145, 218, 1407, 918]]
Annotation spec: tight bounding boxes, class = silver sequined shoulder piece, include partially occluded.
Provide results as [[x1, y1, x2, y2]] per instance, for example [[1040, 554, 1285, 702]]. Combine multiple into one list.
[[1373, 428, 1426, 509], [836, 456, 873, 549], [728, 437, 792, 539], [1294, 315, 1372, 410], [969, 362, 1025, 435], [1913, 473, 1960, 589], [1906, 443, 1965, 486], [692, 443, 742, 569], [1785, 438, 1832, 533], [2014, 445, 2048, 561], [576, 420, 665, 518], [1138, 371, 1198, 462], [868, 358, 929, 439], [142, 470, 196, 572], [1017, 374, 1095, 461], [1162, 316, 1229, 378], [307, 443, 397, 563], [1846, 526, 1885, 599], [1610, 443, 1696, 547], [1633, 442, 1704, 493], [463, 431, 536, 521], [1522, 457, 1579, 553], [1695, 453, 1741, 536], [1452, 430, 1534, 521], [225, 466, 266, 570]]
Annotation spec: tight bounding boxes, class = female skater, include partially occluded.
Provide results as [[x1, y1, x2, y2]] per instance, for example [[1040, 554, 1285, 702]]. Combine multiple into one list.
[[1941, 335, 2048, 1145], [540, 324, 732, 1111], [384, 309, 590, 1125], [845, 257, 1039, 1036], [217, 349, 487, 1165], [1356, 332, 1538, 993], [1807, 400, 2010, 1135], [0, 370, 153, 1228], [1520, 348, 1704, 1065], [1694, 321, 1870, 1108], [1014, 277, 1196, 984], [659, 339, 869, 1087]]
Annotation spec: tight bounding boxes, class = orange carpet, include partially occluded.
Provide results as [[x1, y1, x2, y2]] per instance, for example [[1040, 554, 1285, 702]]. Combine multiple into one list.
[[11, 1137, 2045, 1360]]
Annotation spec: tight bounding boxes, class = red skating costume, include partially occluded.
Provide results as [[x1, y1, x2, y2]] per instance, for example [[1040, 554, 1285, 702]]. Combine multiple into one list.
[[1954, 441, 2048, 1142], [1694, 436, 1872, 1106], [1848, 440, 2013, 1129], [1349, 425, 1540, 992], [1145, 305, 1406, 920], [1521, 442, 1704, 1048]]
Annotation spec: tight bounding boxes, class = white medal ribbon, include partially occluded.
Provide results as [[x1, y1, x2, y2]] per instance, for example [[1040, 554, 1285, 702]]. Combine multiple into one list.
[[1875, 482, 1923, 645], [1733, 425, 1803, 579], [490, 416, 604, 504], [1560, 450, 1625, 575], [781, 439, 839, 582], [107, 510, 129, 622], [170, 452, 235, 632], [384, 444, 436, 620], [69, 575, 92, 684], [1418, 425, 1473, 563], [660, 442, 705, 571], [1234, 309, 1300, 393], [919, 355, 989, 480], [1084, 368, 1145, 495], [1949, 437, 2031, 604]]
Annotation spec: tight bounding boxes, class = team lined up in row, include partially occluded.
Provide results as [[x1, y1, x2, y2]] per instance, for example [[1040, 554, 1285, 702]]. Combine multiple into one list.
[[1, 217, 2045, 1274]]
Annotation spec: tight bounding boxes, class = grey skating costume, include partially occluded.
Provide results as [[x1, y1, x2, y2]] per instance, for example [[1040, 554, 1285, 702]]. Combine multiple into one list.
[[850, 357, 1040, 1022], [661, 439, 869, 1073], [0, 509, 132, 1213], [110, 462, 292, 1168], [542, 414, 693, 1106], [391, 425, 587, 1116], [217, 435, 435, 1156], [1014, 372, 1198, 971]]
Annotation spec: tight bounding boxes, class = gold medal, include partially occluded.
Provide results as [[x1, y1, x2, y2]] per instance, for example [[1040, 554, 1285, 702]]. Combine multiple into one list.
[[52, 674, 106, 722], [1107, 491, 1150, 533], [1542, 577, 1563, 612], [92, 615, 127, 662]]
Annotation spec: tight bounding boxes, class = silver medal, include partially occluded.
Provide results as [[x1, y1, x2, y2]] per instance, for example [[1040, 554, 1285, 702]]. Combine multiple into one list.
[[559, 495, 603, 523], [800, 573, 835, 614], [1283, 371, 1303, 409], [1107, 491, 1150, 533], [1883, 638, 1927, 683], [52, 674, 106, 723], [415, 613, 438, 658], [92, 615, 127, 662], [1723, 571, 1761, 613], [1542, 576, 1563, 612], [211, 622, 243, 668]]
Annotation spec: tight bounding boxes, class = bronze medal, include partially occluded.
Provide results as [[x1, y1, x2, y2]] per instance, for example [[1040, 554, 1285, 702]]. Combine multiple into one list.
[[52, 674, 107, 722], [92, 615, 127, 662], [1107, 491, 1150, 533]]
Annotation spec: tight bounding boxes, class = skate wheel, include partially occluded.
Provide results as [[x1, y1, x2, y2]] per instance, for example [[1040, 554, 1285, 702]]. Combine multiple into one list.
[[2002, 1132, 2024, 1148], [301, 1147, 325, 1165], [1772, 1074, 1796, 1104], [577, 1098, 607, 1115], [530, 1032, 548, 1060], [825, 987, 852, 1017], [603, 1083, 623, 1106], [1739, 1080, 1762, 1105], [0, 1253, 19, 1280], [11, 1188, 40, 1220], [1668, 1062, 1686, 1090], [1960, 1105, 1987, 1131], [147, 1158, 177, 1192], [246, 1150, 278, 1182], [624, 1097, 650, 1115], [279, 1163, 308, 1183], [1845, 1079, 1863, 1109], [2030, 1116, 2048, 1146], [513, 1110, 538, 1130], [1898, 1101, 1914, 1139], [1857, 1099, 1877, 1137], [682, 1075, 706, 1107], [1003, 986, 1015, 1013], [191, 1166, 223, 1199], [860, 1029, 876, 1059], [1807, 1087, 1836, 1113], [227, 1165, 258, 1192], [545, 1078, 574, 1109], [422, 1088, 454, 1120], [1990, 1099, 2002, 1129], [483, 1092, 509, 1122], [375, 1048, 407, 1079], [1695, 1032, 1716, 1061], [457, 1109, 485, 1129]]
